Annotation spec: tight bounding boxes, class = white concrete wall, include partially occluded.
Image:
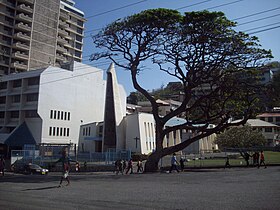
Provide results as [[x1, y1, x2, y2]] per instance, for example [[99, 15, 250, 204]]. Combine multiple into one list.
[[125, 113, 156, 154], [125, 114, 140, 153], [37, 62, 106, 146]]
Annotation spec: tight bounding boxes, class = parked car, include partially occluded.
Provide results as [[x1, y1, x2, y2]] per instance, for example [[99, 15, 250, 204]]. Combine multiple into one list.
[[11, 162, 48, 175], [25, 164, 49, 175]]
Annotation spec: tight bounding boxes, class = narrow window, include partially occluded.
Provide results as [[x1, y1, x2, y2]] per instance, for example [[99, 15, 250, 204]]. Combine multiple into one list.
[[53, 127, 55, 136], [68, 112, 70, 121], [60, 127, 63, 136], [50, 110, 53, 119], [89, 127, 91, 136], [61, 111, 64, 120], [57, 127, 59, 136], [57, 111, 60, 120], [64, 112, 67, 120], [67, 128, 70, 136], [49, 127, 52, 136], [54, 110, 57, 119], [64, 128, 66, 136]]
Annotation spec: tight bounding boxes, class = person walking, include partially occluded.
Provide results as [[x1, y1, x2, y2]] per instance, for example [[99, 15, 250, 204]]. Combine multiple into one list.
[[137, 160, 143, 173], [258, 151, 267, 169], [54, 148, 76, 187], [126, 159, 133, 174], [224, 156, 231, 169], [179, 157, 185, 172], [75, 161, 80, 172], [244, 152, 251, 167], [169, 153, 179, 173], [122, 160, 127, 174], [114, 159, 123, 175], [84, 161, 87, 171], [0, 157, 5, 176]]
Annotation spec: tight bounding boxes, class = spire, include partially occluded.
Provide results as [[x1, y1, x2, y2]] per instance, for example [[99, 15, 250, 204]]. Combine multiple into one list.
[[102, 63, 124, 152]]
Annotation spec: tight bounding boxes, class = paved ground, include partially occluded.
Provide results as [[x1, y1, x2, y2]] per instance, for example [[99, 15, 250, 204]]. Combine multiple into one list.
[[0, 167, 279, 210]]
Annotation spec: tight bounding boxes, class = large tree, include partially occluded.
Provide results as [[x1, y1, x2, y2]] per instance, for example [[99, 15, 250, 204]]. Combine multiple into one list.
[[91, 9, 272, 172]]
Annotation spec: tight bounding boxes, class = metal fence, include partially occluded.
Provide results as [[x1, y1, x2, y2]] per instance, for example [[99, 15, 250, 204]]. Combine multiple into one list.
[[77, 149, 131, 164], [11, 148, 131, 167]]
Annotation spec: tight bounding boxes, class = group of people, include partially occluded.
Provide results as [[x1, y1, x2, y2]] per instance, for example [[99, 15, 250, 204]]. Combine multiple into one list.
[[169, 153, 186, 173], [244, 151, 267, 168], [114, 159, 144, 175], [225, 151, 267, 168]]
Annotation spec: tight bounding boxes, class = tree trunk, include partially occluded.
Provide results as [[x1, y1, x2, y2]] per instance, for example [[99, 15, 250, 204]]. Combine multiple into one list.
[[144, 151, 162, 173]]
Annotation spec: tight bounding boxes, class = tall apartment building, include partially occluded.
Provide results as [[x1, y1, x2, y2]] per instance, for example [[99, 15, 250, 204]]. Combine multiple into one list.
[[0, 0, 85, 75]]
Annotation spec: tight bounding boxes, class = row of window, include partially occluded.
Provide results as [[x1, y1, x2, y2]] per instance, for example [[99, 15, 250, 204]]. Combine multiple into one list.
[[50, 110, 70, 121], [49, 127, 70, 137], [259, 117, 280, 122], [143, 122, 156, 151], [83, 127, 91, 136], [0, 77, 40, 90], [0, 110, 39, 118], [0, 93, 38, 104]]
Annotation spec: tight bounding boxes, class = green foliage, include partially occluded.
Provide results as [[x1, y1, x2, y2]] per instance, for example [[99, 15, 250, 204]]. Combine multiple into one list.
[[92, 8, 273, 171], [215, 125, 266, 149]]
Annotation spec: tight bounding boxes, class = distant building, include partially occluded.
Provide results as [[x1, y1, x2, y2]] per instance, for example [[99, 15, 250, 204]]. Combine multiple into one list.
[[79, 112, 218, 155], [137, 99, 183, 117], [257, 112, 280, 126], [181, 124, 218, 154], [0, 0, 85, 75]]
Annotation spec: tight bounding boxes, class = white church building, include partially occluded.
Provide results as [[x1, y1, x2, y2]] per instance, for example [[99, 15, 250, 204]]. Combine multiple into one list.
[[0, 62, 126, 152], [0, 61, 216, 156]]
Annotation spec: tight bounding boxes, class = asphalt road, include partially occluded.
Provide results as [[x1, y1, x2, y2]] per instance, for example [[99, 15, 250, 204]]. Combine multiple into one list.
[[0, 167, 279, 210]]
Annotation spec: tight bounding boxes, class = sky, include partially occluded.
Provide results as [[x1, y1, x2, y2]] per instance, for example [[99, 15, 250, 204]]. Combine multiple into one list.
[[75, 0, 280, 94]]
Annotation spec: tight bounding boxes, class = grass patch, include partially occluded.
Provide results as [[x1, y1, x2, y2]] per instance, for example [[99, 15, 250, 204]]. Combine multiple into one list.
[[184, 151, 280, 167]]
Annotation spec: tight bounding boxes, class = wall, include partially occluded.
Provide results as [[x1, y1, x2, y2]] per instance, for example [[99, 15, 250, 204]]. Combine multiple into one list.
[[37, 62, 106, 146]]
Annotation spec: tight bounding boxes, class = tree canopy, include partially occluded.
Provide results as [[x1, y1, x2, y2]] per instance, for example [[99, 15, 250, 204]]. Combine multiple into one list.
[[91, 9, 272, 172], [214, 125, 266, 149], [267, 69, 280, 107]]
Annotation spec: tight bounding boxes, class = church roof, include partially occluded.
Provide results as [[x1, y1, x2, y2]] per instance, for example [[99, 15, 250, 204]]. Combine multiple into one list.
[[4, 122, 36, 147]]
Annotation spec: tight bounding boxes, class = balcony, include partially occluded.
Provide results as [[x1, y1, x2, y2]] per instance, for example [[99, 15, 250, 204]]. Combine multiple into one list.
[[12, 42, 29, 50], [59, 20, 69, 28], [16, 13, 32, 23], [13, 32, 30, 41], [12, 51, 29, 60], [15, 22, 31, 32], [65, 18, 83, 28], [57, 36, 67, 44], [59, 12, 69, 20], [11, 61, 27, 70], [63, 42, 74, 49], [17, 4, 33, 14], [63, 51, 72, 57], [64, 27, 82, 36], [56, 45, 67, 53], [64, 34, 73, 41], [58, 28, 68, 36], [56, 54, 66, 62]]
